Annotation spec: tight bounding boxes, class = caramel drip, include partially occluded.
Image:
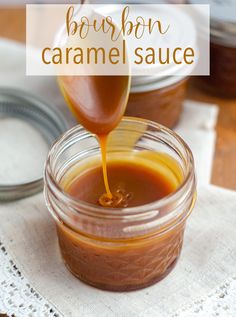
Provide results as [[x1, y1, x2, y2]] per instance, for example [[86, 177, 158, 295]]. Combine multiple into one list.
[[59, 75, 130, 206], [98, 134, 112, 199], [58, 14, 131, 207], [98, 134, 132, 207]]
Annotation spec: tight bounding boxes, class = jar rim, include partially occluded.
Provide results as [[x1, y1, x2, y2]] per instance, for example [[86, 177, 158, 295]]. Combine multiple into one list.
[[130, 75, 188, 93], [44, 117, 195, 217]]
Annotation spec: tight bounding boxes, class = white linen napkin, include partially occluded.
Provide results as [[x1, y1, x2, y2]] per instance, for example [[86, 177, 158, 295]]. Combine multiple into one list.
[[176, 100, 218, 185], [0, 185, 236, 317]]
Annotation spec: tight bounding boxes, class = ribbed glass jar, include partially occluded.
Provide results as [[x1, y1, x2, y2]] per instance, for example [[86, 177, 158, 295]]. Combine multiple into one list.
[[44, 117, 196, 291]]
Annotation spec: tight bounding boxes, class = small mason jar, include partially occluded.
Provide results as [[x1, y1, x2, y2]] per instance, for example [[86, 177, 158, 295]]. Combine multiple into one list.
[[189, 0, 236, 98], [44, 117, 196, 291]]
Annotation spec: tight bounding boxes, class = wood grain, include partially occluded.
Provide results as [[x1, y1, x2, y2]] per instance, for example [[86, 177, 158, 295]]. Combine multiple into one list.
[[0, 8, 25, 43], [0, 8, 235, 190], [188, 83, 236, 190]]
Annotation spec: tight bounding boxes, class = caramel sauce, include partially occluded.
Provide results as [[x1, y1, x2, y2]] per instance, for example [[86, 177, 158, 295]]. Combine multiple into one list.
[[57, 151, 185, 291], [59, 76, 130, 135], [98, 134, 112, 199], [66, 158, 175, 208], [59, 75, 130, 203], [61, 151, 182, 209]]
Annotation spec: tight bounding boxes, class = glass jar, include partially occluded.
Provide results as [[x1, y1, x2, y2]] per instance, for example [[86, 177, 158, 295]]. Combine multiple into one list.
[[81, 2, 195, 128], [189, 0, 236, 98], [126, 76, 188, 128], [44, 117, 196, 291], [204, 41, 236, 98]]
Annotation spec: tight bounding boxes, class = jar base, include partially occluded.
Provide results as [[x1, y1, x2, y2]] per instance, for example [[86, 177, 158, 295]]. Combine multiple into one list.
[[63, 256, 179, 292]]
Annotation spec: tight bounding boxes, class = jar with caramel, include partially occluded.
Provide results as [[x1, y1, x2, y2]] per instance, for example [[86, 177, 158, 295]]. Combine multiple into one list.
[[44, 118, 196, 291], [126, 76, 189, 128], [122, 2, 195, 128], [84, 3, 196, 128], [189, 0, 236, 98]]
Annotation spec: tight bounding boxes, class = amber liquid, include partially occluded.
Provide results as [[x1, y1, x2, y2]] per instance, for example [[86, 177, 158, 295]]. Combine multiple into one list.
[[58, 152, 184, 291], [68, 160, 175, 208], [62, 151, 182, 209], [59, 75, 130, 202]]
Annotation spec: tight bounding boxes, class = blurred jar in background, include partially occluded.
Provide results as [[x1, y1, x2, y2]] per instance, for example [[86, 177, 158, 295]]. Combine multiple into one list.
[[126, 76, 188, 128], [89, 2, 195, 128], [123, 3, 195, 128], [189, 0, 236, 99]]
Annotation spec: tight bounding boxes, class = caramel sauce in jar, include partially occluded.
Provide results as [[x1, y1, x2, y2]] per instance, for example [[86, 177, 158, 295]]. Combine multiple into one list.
[[198, 41, 236, 98], [188, 0, 236, 98], [64, 154, 177, 208], [126, 78, 188, 128], [44, 119, 196, 291], [56, 152, 185, 290], [56, 215, 186, 291]]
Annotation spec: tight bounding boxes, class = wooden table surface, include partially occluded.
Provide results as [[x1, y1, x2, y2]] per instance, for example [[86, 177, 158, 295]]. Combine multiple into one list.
[[0, 7, 236, 190]]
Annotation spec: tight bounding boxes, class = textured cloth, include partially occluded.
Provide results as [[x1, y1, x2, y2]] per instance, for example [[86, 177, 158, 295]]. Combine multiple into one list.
[[0, 185, 236, 316]]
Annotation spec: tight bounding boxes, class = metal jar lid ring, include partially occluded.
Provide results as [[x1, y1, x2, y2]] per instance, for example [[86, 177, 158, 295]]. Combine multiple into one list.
[[0, 88, 68, 201]]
